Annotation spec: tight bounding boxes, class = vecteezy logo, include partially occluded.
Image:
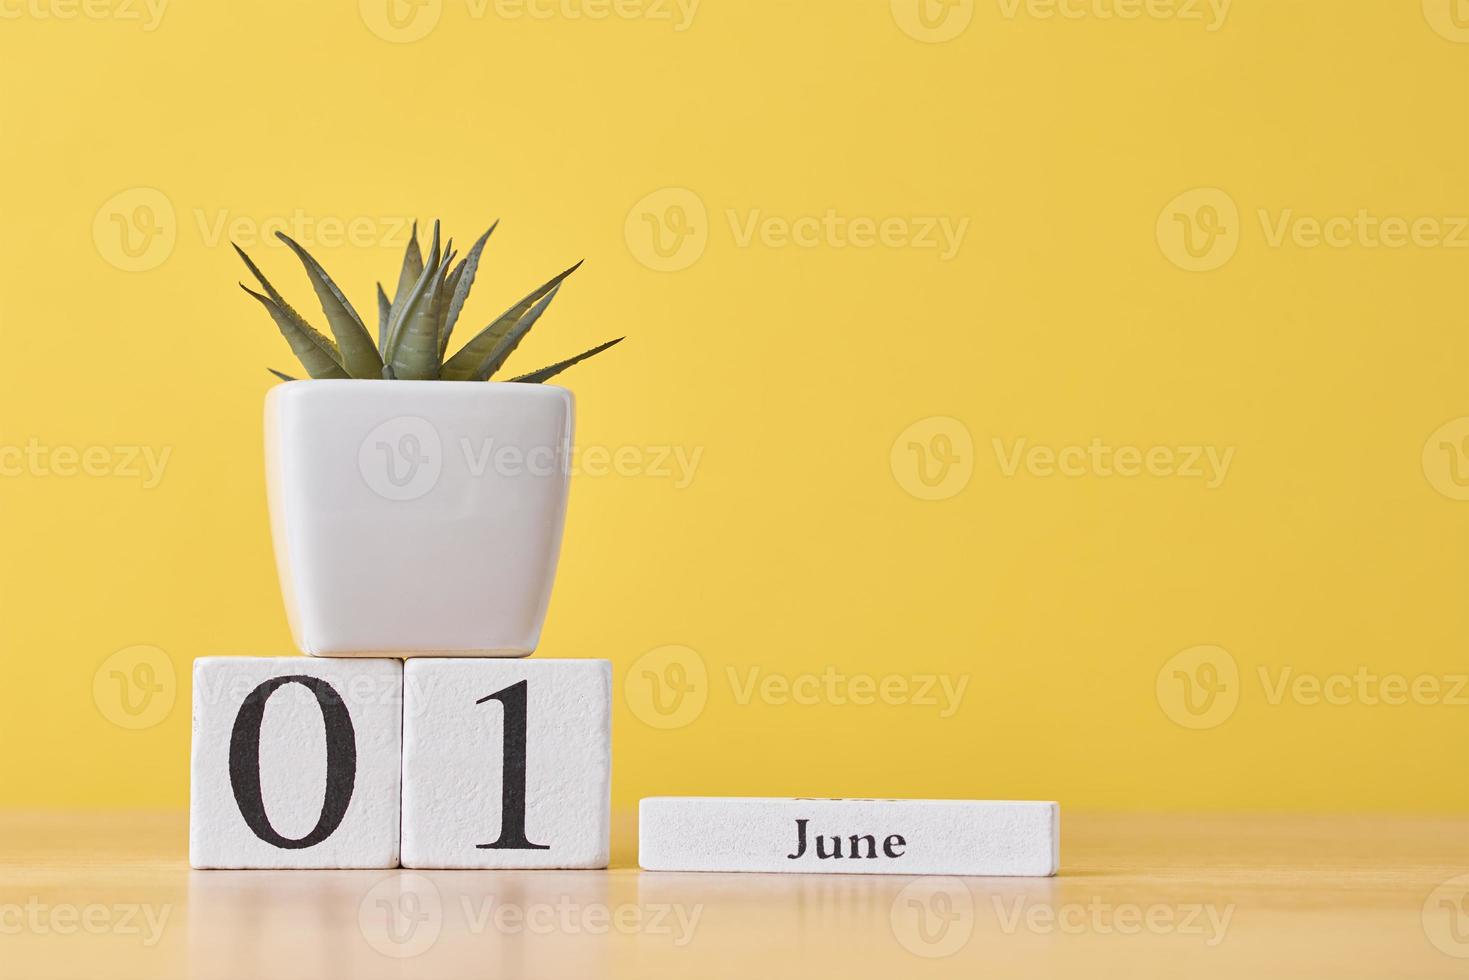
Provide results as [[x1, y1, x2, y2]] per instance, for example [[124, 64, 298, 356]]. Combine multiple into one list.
[[359, 874, 443, 958], [1423, 874, 1469, 958], [890, 877, 974, 958], [93, 188, 177, 272], [624, 188, 708, 272], [1156, 188, 1240, 272], [890, 416, 974, 501], [1156, 645, 1239, 730], [890, 0, 974, 43], [1422, 0, 1469, 42], [358, 416, 443, 501], [93, 645, 176, 730], [359, 0, 442, 42], [624, 645, 709, 729], [1422, 417, 1469, 501]]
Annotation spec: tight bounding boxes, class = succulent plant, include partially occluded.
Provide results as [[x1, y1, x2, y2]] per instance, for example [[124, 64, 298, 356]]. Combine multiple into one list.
[[235, 220, 622, 383]]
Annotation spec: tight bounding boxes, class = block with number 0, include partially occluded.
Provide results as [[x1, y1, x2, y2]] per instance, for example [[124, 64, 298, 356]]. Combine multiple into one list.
[[189, 657, 403, 869], [401, 658, 611, 869]]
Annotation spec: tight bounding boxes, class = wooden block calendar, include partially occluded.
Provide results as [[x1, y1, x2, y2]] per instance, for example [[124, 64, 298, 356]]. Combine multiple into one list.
[[190, 658, 1057, 874]]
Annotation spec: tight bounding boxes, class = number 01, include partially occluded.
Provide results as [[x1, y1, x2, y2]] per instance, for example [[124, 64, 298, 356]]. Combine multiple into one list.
[[227, 675, 550, 853]]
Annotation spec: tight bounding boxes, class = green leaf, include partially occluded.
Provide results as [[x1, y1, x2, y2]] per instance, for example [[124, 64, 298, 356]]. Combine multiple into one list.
[[436, 258, 464, 355], [241, 284, 349, 379], [233, 244, 321, 343], [384, 220, 441, 356], [385, 220, 445, 379], [433, 247, 458, 353], [509, 337, 624, 384], [388, 221, 424, 341], [376, 283, 391, 352], [438, 222, 496, 360], [464, 283, 562, 382], [267, 368, 299, 382], [275, 232, 383, 379], [441, 260, 582, 381]]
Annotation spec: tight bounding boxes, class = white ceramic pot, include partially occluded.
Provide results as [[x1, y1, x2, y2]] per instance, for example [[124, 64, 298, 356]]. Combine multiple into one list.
[[264, 380, 574, 657]]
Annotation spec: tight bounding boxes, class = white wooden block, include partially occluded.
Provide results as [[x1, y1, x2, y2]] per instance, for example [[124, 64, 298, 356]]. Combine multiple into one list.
[[189, 657, 402, 869], [639, 798, 1059, 876], [401, 658, 611, 869]]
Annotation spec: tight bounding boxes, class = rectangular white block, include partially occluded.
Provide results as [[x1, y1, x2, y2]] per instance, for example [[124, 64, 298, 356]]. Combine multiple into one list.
[[189, 657, 402, 869], [639, 798, 1059, 876], [401, 658, 611, 869]]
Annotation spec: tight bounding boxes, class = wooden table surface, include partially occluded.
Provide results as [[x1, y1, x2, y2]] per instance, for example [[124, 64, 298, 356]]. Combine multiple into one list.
[[0, 810, 1464, 979]]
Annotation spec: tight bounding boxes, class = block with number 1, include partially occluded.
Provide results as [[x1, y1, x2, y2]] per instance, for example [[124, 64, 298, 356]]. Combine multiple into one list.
[[400, 658, 611, 869]]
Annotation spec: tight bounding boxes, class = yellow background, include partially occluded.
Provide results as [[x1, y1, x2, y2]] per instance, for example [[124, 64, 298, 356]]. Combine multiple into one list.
[[0, 0, 1464, 814]]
